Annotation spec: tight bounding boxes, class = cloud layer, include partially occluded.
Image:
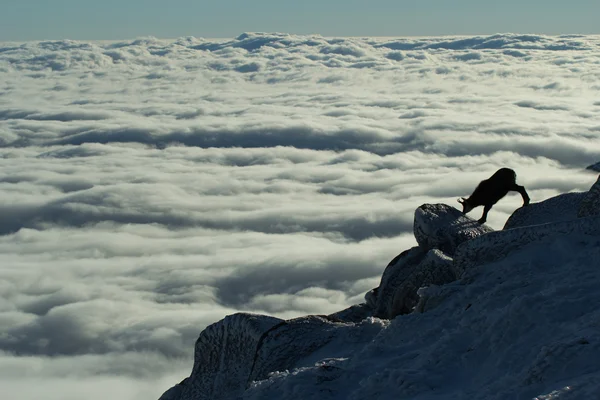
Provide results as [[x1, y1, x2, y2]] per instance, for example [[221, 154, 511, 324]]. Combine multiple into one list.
[[1, 32, 599, 399]]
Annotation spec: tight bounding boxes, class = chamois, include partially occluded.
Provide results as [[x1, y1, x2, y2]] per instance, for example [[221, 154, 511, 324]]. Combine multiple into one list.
[[458, 168, 530, 224]]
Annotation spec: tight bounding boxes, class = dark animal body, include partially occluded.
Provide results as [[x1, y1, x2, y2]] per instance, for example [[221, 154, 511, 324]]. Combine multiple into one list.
[[458, 168, 530, 224]]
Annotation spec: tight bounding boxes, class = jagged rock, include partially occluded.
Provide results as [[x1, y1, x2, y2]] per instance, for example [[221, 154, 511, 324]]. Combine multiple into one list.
[[172, 313, 386, 400], [178, 313, 283, 400], [454, 214, 600, 276], [327, 303, 373, 323], [374, 246, 456, 319], [414, 203, 493, 255], [578, 175, 600, 218], [162, 191, 600, 400], [504, 192, 585, 230], [248, 316, 384, 384]]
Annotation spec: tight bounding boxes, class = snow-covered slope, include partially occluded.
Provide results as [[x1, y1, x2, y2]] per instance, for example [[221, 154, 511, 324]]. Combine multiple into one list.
[[160, 176, 600, 400]]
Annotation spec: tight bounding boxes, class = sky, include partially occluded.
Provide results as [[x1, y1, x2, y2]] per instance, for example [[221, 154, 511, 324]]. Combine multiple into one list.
[[1, 0, 599, 41]]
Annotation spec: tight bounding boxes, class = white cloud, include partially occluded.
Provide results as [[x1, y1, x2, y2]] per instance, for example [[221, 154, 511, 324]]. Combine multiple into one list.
[[1, 32, 599, 398]]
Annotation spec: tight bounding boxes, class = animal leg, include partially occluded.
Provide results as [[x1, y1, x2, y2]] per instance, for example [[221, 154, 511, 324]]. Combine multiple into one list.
[[512, 184, 530, 206], [478, 204, 492, 224]]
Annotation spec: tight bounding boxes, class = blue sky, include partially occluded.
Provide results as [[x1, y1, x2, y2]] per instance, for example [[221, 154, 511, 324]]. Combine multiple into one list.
[[1, 0, 599, 41]]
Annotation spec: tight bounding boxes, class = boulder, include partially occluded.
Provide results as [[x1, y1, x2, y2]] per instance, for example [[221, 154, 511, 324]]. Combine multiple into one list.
[[504, 192, 585, 229], [373, 247, 456, 319], [172, 313, 386, 400], [178, 313, 283, 400], [414, 203, 493, 255], [248, 315, 384, 384], [578, 175, 600, 218]]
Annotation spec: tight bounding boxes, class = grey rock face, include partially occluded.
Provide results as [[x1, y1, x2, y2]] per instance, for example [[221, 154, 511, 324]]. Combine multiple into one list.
[[504, 192, 585, 230], [578, 175, 600, 218], [414, 203, 493, 255], [374, 247, 456, 319], [249, 315, 383, 383], [179, 313, 283, 400], [172, 313, 386, 400]]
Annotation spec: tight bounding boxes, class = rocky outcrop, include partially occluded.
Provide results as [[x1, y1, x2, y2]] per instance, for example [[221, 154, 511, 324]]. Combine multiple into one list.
[[178, 313, 283, 400], [249, 315, 384, 384], [504, 192, 585, 229], [364, 203, 496, 319], [166, 313, 386, 400], [414, 203, 493, 255], [578, 175, 600, 218], [162, 203, 491, 400], [373, 247, 455, 319], [160, 176, 600, 400]]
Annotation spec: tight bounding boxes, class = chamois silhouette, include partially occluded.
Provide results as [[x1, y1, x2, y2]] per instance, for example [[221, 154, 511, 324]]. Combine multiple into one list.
[[458, 168, 530, 224]]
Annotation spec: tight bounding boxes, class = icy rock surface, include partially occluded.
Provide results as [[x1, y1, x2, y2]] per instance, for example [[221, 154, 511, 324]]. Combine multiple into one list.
[[373, 247, 456, 319], [169, 314, 386, 400], [240, 228, 600, 400], [578, 175, 600, 218], [504, 192, 585, 229], [455, 214, 600, 276], [249, 315, 385, 384], [177, 313, 283, 400], [162, 192, 600, 400], [414, 203, 493, 255]]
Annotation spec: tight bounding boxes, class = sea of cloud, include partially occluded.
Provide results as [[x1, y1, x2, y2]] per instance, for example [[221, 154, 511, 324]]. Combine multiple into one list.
[[1, 32, 599, 399]]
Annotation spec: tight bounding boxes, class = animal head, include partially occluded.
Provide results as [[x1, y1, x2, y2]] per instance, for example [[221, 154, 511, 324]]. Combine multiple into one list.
[[457, 197, 474, 214]]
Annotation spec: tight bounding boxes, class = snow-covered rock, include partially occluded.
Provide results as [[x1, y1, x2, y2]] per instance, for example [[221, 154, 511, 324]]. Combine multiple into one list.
[[176, 313, 283, 400], [166, 313, 386, 400], [503, 192, 585, 229], [414, 203, 493, 255], [248, 315, 385, 385], [234, 221, 600, 400], [578, 175, 600, 218], [162, 190, 600, 400], [373, 247, 456, 319], [455, 214, 600, 276]]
